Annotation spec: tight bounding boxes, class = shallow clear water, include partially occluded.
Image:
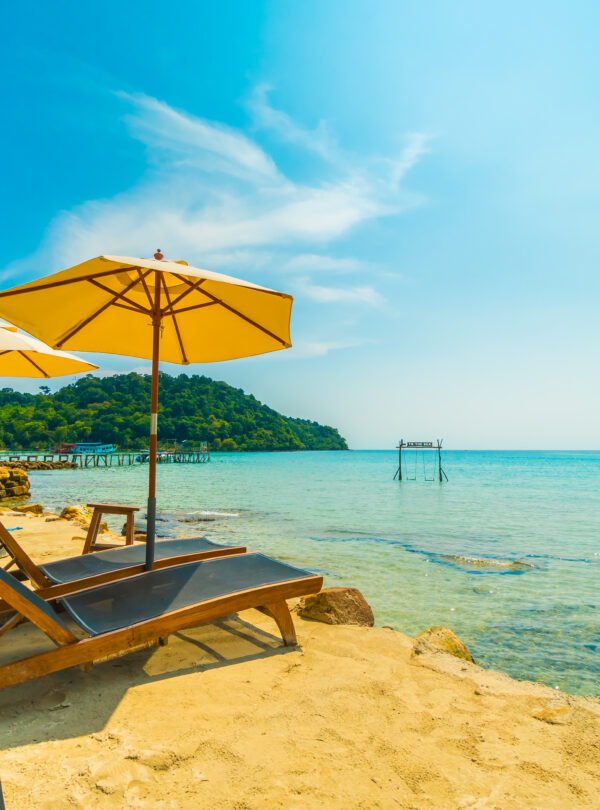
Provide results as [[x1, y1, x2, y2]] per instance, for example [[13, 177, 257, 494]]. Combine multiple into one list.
[[26, 450, 599, 695]]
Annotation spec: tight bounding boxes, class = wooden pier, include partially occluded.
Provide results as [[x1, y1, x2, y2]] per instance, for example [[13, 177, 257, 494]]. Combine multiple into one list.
[[0, 444, 210, 469]]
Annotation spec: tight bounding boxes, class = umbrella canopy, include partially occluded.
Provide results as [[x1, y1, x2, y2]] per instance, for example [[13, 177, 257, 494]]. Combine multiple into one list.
[[0, 254, 292, 362], [0, 252, 293, 569], [0, 325, 98, 378]]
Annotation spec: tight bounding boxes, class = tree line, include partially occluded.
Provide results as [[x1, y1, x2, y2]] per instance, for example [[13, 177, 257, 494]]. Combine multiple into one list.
[[0, 372, 348, 452]]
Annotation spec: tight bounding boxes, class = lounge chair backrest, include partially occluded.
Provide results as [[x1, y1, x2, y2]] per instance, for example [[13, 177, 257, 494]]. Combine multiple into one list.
[[0, 523, 49, 588], [0, 566, 76, 644]]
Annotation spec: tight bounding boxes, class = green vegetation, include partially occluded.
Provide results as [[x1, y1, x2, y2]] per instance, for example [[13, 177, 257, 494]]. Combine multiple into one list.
[[0, 373, 348, 452]]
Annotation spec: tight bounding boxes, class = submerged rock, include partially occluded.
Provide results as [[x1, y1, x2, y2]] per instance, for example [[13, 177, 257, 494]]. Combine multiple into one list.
[[439, 554, 532, 572], [413, 625, 474, 663], [120, 521, 170, 540], [294, 587, 375, 626]]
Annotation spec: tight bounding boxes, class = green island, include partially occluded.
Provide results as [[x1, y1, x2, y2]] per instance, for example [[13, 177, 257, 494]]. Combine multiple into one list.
[[0, 372, 348, 452]]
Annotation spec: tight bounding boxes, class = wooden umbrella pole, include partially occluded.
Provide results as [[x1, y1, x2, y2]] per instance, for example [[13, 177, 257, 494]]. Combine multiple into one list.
[[146, 269, 162, 571]]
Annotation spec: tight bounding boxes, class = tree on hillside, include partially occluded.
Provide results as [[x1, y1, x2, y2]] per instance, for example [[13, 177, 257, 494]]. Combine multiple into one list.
[[0, 373, 348, 452]]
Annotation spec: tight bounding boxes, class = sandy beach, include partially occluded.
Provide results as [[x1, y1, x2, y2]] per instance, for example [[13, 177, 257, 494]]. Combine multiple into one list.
[[0, 509, 598, 809]]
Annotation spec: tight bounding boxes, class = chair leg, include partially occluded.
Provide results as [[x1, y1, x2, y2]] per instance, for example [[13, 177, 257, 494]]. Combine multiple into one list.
[[125, 512, 135, 546], [82, 510, 102, 554], [261, 600, 297, 646]]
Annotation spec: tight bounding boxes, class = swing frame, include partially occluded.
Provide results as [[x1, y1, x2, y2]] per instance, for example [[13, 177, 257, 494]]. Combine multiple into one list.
[[393, 439, 448, 482]]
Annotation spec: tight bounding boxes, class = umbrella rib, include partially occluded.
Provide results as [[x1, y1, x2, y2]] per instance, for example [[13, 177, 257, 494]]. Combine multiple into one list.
[[162, 277, 208, 312], [136, 269, 155, 310], [171, 277, 289, 346], [56, 272, 150, 348], [160, 275, 188, 364], [17, 351, 49, 378], [0, 267, 139, 298], [213, 297, 289, 346], [163, 301, 218, 316], [87, 279, 151, 315], [113, 302, 148, 314]]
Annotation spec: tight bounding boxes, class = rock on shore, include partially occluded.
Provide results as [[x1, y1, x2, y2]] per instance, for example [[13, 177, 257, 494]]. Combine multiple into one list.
[[0, 466, 30, 500], [60, 505, 109, 533], [294, 586, 375, 626], [413, 625, 475, 662]]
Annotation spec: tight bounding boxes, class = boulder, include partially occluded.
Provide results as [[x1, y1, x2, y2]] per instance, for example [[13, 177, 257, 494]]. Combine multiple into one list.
[[121, 521, 147, 536], [60, 505, 108, 533], [413, 625, 474, 663], [294, 587, 375, 626], [120, 522, 168, 541], [60, 505, 91, 523], [0, 467, 31, 501], [12, 503, 44, 515], [6, 485, 28, 497]]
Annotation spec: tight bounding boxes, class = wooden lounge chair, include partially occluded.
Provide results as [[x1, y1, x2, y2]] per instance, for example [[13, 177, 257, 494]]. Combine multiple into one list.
[[0, 553, 323, 689], [0, 521, 246, 601]]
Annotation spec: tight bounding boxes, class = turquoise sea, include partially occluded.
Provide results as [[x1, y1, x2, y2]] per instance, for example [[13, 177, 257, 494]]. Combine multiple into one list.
[[25, 450, 599, 695]]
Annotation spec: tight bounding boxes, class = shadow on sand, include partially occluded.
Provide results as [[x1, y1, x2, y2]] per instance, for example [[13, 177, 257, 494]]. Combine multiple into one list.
[[0, 610, 296, 750]]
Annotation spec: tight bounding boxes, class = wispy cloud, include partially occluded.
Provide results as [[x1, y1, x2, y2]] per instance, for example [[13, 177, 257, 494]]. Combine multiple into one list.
[[296, 278, 385, 306], [290, 338, 374, 358], [1, 88, 429, 316], [246, 83, 338, 162], [120, 91, 281, 182], [284, 254, 363, 274]]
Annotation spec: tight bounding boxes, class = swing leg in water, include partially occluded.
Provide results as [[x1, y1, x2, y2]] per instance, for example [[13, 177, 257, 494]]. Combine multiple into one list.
[[393, 439, 448, 482]]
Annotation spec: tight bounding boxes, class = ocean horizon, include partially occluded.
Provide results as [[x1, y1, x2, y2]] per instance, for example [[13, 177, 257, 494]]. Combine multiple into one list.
[[21, 448, 599, 696]]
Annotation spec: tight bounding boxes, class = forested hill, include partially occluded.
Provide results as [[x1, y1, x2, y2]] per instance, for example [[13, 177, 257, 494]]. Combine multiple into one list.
[[0, 372, 348, 452]]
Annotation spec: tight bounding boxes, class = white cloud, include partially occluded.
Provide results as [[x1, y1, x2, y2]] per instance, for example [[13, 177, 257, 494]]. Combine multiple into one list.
[[290, 338, 374, 358], [1, 89, 429, 295], [191, 249, 273, 270], [120, 92, 281, 182], [297, 278, 385, 306], [246, 83, 338, 162], [284, 254, 363, 274], [386, 132, 431, 187]]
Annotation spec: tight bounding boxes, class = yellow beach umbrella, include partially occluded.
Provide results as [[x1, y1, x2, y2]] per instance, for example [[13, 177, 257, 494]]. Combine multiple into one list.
[[0, 252, 293, 569], [0, 325, 98, 378]]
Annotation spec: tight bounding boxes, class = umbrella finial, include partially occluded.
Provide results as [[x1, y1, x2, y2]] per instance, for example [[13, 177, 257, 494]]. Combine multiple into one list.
[[154, 249, 164, 260]]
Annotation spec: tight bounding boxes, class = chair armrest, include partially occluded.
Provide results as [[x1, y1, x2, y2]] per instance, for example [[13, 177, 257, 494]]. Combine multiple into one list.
[[86, 503, 140, 515]]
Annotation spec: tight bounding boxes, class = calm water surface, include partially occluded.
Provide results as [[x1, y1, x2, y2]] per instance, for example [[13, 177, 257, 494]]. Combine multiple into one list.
[[27, 450, 599, 695]]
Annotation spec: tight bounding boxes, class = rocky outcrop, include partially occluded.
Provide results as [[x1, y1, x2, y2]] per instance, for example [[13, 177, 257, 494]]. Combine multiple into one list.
[[60, 505, 90, 523], [2, 460, 77, 471], [294, 587, 375, 626], [60, 505, 108, 533], [0, 466, 30, 500], [413, 626, 474, 663], [11, 503, 44, 515]]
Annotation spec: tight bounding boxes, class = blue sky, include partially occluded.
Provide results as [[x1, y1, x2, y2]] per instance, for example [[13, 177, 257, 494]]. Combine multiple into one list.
[[3, 1, 600, 448]]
